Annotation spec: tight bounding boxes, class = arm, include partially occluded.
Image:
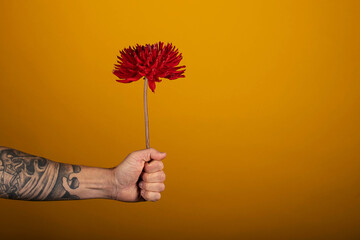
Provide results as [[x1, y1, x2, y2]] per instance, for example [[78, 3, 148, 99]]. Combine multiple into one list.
[[0, 146, 166, 202]]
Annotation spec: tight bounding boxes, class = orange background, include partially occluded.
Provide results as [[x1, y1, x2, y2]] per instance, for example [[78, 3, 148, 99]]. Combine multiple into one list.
[[1, 0, 360, 239]]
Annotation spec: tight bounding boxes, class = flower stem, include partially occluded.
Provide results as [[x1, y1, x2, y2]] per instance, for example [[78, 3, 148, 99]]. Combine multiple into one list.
[[144, 77, 150, 149]]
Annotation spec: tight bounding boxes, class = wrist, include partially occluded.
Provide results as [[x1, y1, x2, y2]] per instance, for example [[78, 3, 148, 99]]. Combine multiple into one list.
[[75, 166, 115, 200], [97, 168, 116, 200], [101, 168, 116, 199], [108, 168, 118, 200]]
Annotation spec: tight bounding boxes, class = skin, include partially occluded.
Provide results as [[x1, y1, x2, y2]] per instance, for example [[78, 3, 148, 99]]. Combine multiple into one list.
[[0, 146, 166, 202]]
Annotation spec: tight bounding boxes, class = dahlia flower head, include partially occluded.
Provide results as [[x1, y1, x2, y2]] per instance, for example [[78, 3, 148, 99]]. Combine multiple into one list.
[[113, 42, 186, 92]]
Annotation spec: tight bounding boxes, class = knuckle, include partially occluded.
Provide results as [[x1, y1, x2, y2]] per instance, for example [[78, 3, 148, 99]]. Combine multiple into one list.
[[150, 193, 160, 202], [144, 164, 151, 172], [144, 191, 153, 200], [159, 171, 166, 181], [155, 193, 161, 201], [142, 182, 149, 190], [146, 162, 155, 171], [158, 183, 165, 192], [144, 191, 152, 201], [142, 173, 149, 181], [158, 161, 164, 170]]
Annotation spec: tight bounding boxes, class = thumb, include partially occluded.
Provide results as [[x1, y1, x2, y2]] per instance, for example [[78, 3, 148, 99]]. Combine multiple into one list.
[[146, 148, 167, 161], [132, 148, 166, 162]]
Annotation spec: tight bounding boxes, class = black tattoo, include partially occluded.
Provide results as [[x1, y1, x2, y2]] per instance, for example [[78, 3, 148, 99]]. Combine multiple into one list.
[[0, 147, 81, 200]]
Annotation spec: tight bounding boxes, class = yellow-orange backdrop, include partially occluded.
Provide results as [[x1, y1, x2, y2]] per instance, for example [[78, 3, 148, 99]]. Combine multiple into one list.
[[1, 0, 360, 239]]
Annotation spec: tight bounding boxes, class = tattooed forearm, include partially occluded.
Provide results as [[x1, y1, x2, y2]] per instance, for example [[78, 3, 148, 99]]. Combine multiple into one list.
[[0, 147, 81, 200]]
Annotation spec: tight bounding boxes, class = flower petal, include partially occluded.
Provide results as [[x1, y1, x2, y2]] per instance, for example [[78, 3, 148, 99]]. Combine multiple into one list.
[[113, 42, 185, 90], [148, 80, 156, 92]]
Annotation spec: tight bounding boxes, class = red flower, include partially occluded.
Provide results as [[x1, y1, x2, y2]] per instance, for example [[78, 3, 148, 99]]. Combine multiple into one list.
[[113, 42, 186, 92]]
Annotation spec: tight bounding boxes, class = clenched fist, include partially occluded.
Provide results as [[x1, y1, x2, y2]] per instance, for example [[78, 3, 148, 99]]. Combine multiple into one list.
[[111, 148, 166, 202]]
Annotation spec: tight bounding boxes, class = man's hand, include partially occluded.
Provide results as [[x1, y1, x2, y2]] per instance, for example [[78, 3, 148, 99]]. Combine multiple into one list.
[[0, 146, 166, 202], [111, 148, 166, 202]]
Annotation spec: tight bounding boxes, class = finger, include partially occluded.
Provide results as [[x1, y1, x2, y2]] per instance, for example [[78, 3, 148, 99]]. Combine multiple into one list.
[[141, 190, 161, 202], [139, 182, 165, 192], [144, 148, 167, 162], [144, 160, 164, 173], [131, 148, 166, 163], [141, 171, 166, 183]]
